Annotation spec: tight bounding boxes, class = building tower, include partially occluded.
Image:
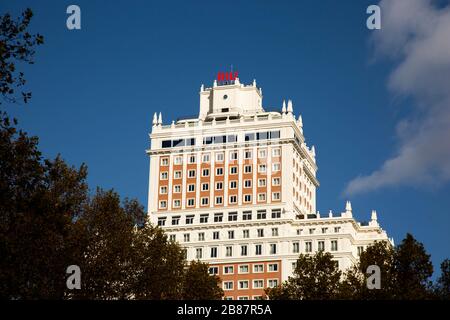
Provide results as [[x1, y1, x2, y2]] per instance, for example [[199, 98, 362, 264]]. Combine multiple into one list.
[[147, 76, 391, 300]]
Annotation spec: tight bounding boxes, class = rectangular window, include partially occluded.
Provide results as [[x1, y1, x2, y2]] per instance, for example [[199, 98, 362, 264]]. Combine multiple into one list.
[[157, 218, 166, 226], [272, 228, 279, 236], [244, 150, 252, 159], [257, 210, 266, 220], [228, 135, 237, 143], [318, 241, 325, 251], [188, 170, 196, 178], [258, 149, 267, 158], [244, 194, 252, 203], [223, 281, 233, 290], [244, 165, 252, 173], [257, 132, 269, 140], [229, 181, 237, 189], [239, 265, 249, 274], [224, 266, 234, 274], [196, 248, 202, 259], [159, 186, 167, 194], [244, 133, 255, 142], [174, 156, 182, 165], [169, 234, 176, 242], [214, 213, 223, 222], [255, 244, 262, 255], [174, 171, 182, 179], [253, 280, 264, 289], [257, 229, 264, 237], [201, 183, 209, 191], [268, 263, 278, 272], [258, 164, 266, 173], [188, 155, 196, 164], [200, 214, 209, 223], [159, 200, 167, 209], [230, 166, 238, 174], [322, 228, 328, 234], [215, 182, 223, 190], [215, 196, 223, 205], [228, 212, 238, 221], [242, 211, 252, 220], [188, 185, 195, 194], [243, 229, 250, 239], [244, 180, 252, 188], [270, 131, 280, 139], [241, 245, 248, 256], [174, 185, 181, 193], [272, 177, 280, 185], [229, 195, 237, 204], [202, 153, 210, 163], [213, 231, 220, 240], [272, 209, 281, 218], [269, 244, 277, 255], [293, 242, 300, 253], [202, 168, 210, 177], [172, 216, 180, 225], [209, 267, 218, 275], [230, 152, 238, 161], [160, 157, 169, 166], [226, 246, 233, 257], [160, 172, 168, 180], [305, 241, 312, 253], [187, 198, 195, 207], [334, 227, 341, 233], [268, 279, 278, 288], [331, 240, 338, 251], [272, 163, 281, 171], [184, 233, 190, 242], [210, 247, 217, 258], [272, 148, 281, 157], [228, 230, 235, 239], [215, 152, 224, 162], [186, 215, 194, 224], [253, 264, 264, 273], [258, 193, 266, 202], [198, 232, 205, 241], [238, 281, 249, 290], [201, 197, 209, 206], [258, 179, 266, 187], [272, 192, 281, 201], [216, 167, 223, 175]]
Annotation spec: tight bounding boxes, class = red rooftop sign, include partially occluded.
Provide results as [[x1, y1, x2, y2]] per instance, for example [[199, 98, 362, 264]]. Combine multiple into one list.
[[217, 71, 239, 81]]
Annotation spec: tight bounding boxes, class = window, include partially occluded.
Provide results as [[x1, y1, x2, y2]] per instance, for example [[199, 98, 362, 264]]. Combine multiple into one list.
[[245, 133, 255, 142], [305, 241, 312, 253], [293, 242, 300, 253], [209, 267, 218, 275], [272, 177, 280, 185], [210, 247, 218, 258], [228, 230, 235, 239], [258, 179, 266, 187], [239, 265, 249, 274], [228, 212, 238, 221], [216, 182, 223, 190], [309, 228, 315, 235], [296, 229, 302, 235], [184, 233, 190, 242], [202, 168, 210, 177], [157, 217, 166, 226], [331, 240, 338, 251], [292, 262, 297, 270], [229, 181, 237, 189], [200, 214, 209, 223], [256, 131, 269, 140], [272, 148, 281, 157], [258, 193, 266, 202], [257, 210, 266, 219], [223, 281, 233, 291], [253, 264, 264, 273], [174, 171, 182, 179], [272, 209, 281, 219], [201, 183, 209, 191], [357, 246, 364, 256], [196, 248, 202, 259], [215, 196, 223, 205], [202, 153, 210, 163], [201, 197, 209, 206], [160, 157, 169, 166], [226, 246, 233, 257], [269, 244, 277, 255], [213, 231, 220, 240], [230, 152, 238, 161], [253, 280, 264, 289], [253, 295, 263, 300], [244, 194, 252, 203], [159, 186, 167, 194], [318, 241, 325, 251], [268, 263, 278, 272], [258, 164, 266, 173], [187, 198, 195, 207], [224, 266, 234, 274], [198, 232, 205, 241], [242, 211, 252, 220], [272, 192, 281, 201], [272, 163, 281, 171], [243, 229, 250, 239], [244, 150, 252, 159], [258, 149, 267, 158], [244, 180, 252, 188], [228, 135, 237, 143], [272, 228, 279, 236], [172, 216, 180, 225], [215, 152, 224, 162], [174, 185, 181, 193], [160, 172, 168, 180], [255, 244, 262, 255], [257, 229, 264, 237], [159, 200, 167, 209], [188, 170, 196, 178], [244, 165, 252, 173], [216, 167, 223, 175], [334, 227, 341, 233], [241, 245, 248, 256], [186, 215, 194, 224], [270, 131, 280, 139], [174, 156, 182, 165], [230, 166, 238, 174], [229, 195, 237, 204], [322, 227, 328, 234], [169, 234, 176, 241], [268, 279, 278, 288], [238, 281, 249, 290], [214, 213, 223, 222], [188, 155, 196, 164]]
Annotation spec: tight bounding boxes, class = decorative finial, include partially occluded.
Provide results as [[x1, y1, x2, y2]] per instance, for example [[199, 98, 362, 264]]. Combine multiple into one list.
[[282, 100, 286, 113], [311, 145, 316, 157], [158, 112, 162, 125], [297, 114, 303, 127], [287, 99, 293, 113], [371, 210, 378, 221], [329, 210, 333, 218], [253, 79, 256, 87], [200, 84, 204, 91], [152, 112, 157, 126], [345, 200, 352, 213]]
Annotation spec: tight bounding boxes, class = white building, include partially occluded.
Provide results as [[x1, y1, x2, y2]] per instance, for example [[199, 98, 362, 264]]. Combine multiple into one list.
[[146, 76, 392, 300]]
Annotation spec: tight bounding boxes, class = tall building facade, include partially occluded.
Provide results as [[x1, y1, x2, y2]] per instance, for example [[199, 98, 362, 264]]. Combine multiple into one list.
[[147, 76, 392, 300]]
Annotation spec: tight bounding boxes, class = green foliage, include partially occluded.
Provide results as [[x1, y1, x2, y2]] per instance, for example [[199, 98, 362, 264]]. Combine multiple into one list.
[[435, 259, 450, 300], [266, 251, 341, 300], [182, 260, 224, 300], [0, 8, 44, 104]]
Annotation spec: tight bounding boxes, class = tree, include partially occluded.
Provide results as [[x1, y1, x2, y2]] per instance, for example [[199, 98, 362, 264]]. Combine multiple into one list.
[[435, 259, 450, 300], [393, 233, 434, 299], [266, 251, 341, 300], [182, 260, 223, 300], [0, 8, 44, 105]]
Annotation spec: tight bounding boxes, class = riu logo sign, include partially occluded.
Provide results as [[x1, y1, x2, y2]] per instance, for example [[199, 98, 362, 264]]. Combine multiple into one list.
[[217, 71, 239, 81]]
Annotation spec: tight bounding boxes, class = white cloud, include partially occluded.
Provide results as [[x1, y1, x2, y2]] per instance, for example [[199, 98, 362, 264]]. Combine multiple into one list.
[[345, 0, 450, 195]]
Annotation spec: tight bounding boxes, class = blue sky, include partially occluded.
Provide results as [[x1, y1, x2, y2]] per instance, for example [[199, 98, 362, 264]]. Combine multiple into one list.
[[3, 0, 449, 275]]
